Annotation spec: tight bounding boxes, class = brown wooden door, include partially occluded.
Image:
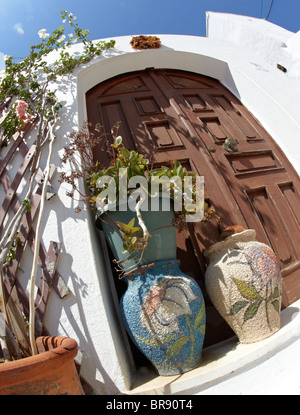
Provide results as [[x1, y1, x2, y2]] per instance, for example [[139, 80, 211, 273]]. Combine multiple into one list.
[[86, 69, 300, 346]]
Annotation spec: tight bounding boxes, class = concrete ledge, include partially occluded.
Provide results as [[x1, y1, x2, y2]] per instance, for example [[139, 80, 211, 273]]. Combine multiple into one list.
[[126, 299, 300, 395]]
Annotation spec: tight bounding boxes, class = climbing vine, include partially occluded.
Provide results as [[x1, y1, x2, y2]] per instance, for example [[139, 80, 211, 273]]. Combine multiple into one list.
[[0, 10, 115, 358]]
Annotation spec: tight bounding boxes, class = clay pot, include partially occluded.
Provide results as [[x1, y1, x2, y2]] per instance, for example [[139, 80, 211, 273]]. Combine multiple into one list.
[[204, 229, 282, 344], [0, 336, 84, 395]]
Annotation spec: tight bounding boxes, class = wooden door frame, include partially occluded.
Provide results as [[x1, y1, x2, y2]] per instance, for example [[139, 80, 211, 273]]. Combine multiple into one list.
[[78, 41, 300, 180]]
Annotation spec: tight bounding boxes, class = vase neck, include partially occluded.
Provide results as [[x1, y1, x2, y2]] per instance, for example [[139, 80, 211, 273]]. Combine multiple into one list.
[[204, 229, 257, 262], [122, 258, 179, 281]]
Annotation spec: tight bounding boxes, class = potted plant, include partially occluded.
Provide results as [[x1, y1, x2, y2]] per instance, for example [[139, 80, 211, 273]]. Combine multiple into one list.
[[0, 11, 115, 394], [130, 35, 162, 49], [0, 335, 83, 395], [60, 124, 216, 375]]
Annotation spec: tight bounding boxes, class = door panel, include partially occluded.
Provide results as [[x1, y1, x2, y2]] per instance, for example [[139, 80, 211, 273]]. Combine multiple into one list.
[[87, 69, 300, 346]]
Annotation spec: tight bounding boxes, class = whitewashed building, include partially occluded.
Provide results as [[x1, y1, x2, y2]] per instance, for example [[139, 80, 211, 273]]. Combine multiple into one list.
[[2, 13, 300, 395]]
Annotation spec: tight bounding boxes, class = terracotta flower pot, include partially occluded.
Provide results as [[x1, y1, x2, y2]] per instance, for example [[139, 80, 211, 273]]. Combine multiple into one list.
[[0, 336, 84, 395], [204, 229, 282, 344]]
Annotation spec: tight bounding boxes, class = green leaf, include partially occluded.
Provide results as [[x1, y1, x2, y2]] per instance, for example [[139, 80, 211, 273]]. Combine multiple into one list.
[[105, 166, 116, 175], [176, 165, 184, 178], [166, 336, 190, 359], [233, 278, 261, 301], [22, 198, 31, 212], [131, 165, 143, 176], [134, 333, 162, 347], [162, 333, 178, 345], [194, 302, 205, 330], [243, 299, 263, 323], [113, 136, 122, 148], [229, 300, 248, 316], [127, 218, 135, 228], [131, 227, 142, 234], [197, 324, 205, 335], [121, 147, 130, 158], [129, 236, 137, 245], [272, 286, 280, 299], [122, 242, 128, 254], [271, 299, 280, 313], [116, 221, 131, 233], [116, 159, 123, 170], [116, 218, 141, 234]]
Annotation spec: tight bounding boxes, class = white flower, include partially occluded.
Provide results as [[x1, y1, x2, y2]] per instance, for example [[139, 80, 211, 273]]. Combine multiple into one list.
[[140, 276, 198, 342], [68, 33, 77, 43], [58, 35, 66, 43], [38, 29, 50, 39]]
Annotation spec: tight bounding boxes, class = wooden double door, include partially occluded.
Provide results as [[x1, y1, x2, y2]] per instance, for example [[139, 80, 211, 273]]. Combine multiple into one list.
[[87, 69, 300, 346]]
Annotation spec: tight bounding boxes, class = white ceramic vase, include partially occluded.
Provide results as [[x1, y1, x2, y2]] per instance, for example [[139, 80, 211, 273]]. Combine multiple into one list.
[[204, 229, 282, 344]]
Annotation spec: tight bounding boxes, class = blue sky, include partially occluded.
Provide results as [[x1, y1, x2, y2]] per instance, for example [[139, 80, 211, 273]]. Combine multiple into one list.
[[0, 0, 299, 69]]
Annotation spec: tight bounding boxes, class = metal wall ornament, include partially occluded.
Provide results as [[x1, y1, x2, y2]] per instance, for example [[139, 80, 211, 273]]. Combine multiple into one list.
[[204, 227, 282, 344]]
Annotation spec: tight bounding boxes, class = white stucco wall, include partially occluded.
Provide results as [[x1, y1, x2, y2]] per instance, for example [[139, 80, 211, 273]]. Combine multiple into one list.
[[2, 14, 300, 395], [206, 12, 300, 83]]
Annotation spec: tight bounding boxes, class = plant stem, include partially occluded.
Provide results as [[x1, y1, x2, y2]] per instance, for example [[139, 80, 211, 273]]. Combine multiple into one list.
[[134, 189, 150, 244], [265, 282, 272, 332]]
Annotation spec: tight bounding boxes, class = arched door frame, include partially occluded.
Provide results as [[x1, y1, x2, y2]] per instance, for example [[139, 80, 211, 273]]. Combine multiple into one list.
[[77, 38, 300, 177]]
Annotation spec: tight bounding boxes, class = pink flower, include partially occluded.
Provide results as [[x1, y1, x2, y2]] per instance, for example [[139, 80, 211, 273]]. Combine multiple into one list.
[[244, 244, 281, 287], [15, 100, 29, 122]]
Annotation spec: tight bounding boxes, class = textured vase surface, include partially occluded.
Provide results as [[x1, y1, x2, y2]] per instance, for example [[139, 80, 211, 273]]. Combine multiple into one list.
[[120, 259, 206, 375], [204, 230, 282, 344]]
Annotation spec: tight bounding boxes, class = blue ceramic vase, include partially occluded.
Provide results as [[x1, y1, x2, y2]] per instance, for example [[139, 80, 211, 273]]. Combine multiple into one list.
[[98, 196, 206, 375], [120, 259, 206, 375]]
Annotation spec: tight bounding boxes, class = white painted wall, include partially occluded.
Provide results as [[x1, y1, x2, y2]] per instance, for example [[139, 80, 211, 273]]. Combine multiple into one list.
[[2, 14, 300, 395], [206, 12, 300, 83]]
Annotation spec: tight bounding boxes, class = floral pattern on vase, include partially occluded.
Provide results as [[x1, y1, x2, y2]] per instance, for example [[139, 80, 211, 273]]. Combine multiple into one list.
[[228, 244, 281, 324], [204, 229, 282, 344], [120, 259, 205, 375]]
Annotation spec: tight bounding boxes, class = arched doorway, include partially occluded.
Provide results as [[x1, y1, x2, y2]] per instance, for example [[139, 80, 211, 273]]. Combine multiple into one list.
[[87, 68, 300, 347]]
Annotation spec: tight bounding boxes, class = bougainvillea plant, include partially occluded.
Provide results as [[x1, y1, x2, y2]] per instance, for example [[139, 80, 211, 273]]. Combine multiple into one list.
[[0, 10, 115, 358], [0, 10, 115, 147]]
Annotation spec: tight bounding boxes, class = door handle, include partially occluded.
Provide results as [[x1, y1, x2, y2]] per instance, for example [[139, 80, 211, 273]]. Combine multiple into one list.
[[223, 138, 239, 152]]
